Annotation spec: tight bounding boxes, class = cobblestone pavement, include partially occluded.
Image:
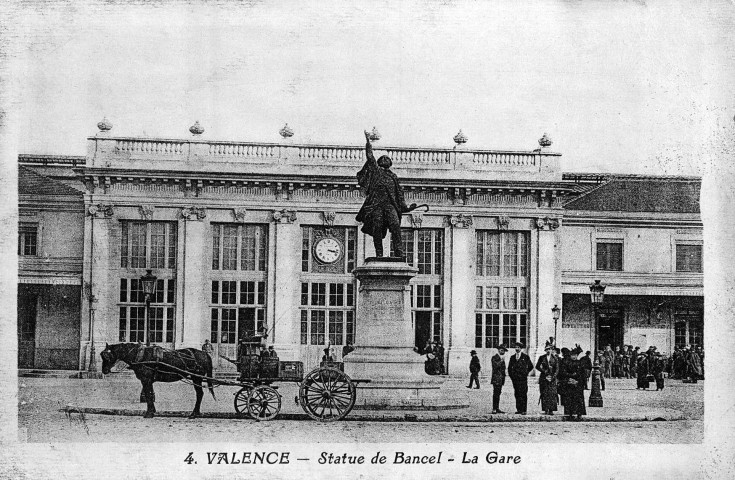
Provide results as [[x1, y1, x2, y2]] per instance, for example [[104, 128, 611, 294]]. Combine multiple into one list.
[[17, 375, 703, 443]]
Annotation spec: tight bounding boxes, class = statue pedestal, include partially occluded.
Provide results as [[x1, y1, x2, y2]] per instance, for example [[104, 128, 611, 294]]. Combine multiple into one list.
[[344, 258, 449, 408]]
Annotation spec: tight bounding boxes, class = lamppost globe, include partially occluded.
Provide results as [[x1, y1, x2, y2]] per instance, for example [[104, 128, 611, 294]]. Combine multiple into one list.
[[551, 304, 561, 343], [140, 269, 158, 345]]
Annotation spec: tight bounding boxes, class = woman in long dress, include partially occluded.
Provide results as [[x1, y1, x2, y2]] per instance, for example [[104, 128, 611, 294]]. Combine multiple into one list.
[[535, 341, 559, 415], [558, 345, 587, 420]]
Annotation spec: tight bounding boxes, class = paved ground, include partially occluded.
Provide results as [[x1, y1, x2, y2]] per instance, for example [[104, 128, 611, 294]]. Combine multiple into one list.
[[17, 375, 703, 443]]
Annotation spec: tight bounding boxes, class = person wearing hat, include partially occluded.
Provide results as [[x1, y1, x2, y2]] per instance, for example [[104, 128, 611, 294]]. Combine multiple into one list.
[[491, 344, 508, 414], [684, 345, 702, 383], [557, 345, 587, 420], [508, 342, 534, 415], [467, 350, 481, 389], [535, 341, 559, 415], [636, 347, 651, 389], [581, 351, 593, 390], [651, 351, 665, 391]]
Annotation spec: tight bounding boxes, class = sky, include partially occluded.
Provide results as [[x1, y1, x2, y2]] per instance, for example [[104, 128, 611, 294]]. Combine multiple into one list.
[[6, 0, 735, 175]]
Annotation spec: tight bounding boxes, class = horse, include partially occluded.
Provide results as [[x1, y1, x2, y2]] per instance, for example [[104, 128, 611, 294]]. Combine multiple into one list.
[[100, 343, 216, 419]]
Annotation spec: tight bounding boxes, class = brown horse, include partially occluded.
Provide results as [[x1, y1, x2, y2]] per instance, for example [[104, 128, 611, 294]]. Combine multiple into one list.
[[100, 343, 216, 419]]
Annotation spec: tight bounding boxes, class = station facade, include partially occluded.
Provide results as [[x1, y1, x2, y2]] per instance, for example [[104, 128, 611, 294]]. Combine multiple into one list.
[[17, 128, 703, 375]]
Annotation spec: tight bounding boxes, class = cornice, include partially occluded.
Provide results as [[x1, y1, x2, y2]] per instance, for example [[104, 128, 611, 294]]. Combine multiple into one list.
[[562, 210, 701, 228]]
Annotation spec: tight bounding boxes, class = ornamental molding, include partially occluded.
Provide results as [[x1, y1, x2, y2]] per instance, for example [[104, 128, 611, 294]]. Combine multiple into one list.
[[232, 207, 247, 222], [139, 205, 155, 220], [88, 204, 114, 218], [453, 129, 468, 145], [536, 216, 560, 230], [279, 123, 294, 138], [497, 215, 510, 230], [180, 206, 207, 221], [449, 213, 473, 229], [322, 211, 336, 227], [273, 209, 297, 224], [410, 211, 424, 229]]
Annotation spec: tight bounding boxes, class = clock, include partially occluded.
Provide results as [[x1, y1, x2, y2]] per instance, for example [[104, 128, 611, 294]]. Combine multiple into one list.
[[314, 237, 343, 264]]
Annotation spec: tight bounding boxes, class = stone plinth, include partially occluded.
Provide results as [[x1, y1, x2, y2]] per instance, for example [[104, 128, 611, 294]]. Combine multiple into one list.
[[344, 258, 446, 407]]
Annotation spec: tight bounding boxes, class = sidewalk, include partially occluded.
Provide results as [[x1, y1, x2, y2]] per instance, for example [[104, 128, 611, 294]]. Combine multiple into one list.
[[20, 375, 700, 423]]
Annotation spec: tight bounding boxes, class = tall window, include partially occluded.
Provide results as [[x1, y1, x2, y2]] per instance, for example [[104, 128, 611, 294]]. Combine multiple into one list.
[[676, 243, 702, 273], [212, 224, 268, 271], [119, 221, 177, 344], [674, 310, 703, 348], [596, 242, 623, 271], [118, 278, 175, 343], [300, 282, 355, 345], [393, 229, 445, 344], [475, 231, 530, 349], [18, 223, 38, 256], [120, 221, 177, 269]]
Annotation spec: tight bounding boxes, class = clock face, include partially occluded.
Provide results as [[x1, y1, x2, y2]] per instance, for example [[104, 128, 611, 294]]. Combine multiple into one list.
[[314, 237, 342, 264]]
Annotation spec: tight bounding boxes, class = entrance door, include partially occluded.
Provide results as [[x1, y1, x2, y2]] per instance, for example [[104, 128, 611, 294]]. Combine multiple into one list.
[[238, 307, 256, 341], [415, 311, 431, 351], [18, 290, 37, 368], [597, 308, 624, 349]]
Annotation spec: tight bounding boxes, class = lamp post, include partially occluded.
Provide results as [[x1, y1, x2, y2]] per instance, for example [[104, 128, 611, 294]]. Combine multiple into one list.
[[140, 269, 158, 346], [551, 304, 561, 344], [589, 279, 606, 407], [88, 295, 98, 372]]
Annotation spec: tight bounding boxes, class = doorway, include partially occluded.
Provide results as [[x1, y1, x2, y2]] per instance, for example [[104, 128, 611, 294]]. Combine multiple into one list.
[[414, 311, 431, 352], [597, 307, 624, 349], [18, 290, 37, 368]]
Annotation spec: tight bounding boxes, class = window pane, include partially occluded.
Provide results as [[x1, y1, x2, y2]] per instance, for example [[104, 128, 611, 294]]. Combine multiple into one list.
[[222, 225, 238, 270], [346, 311, 355, 345], [503, 233, 518, 276], [240, 281, 255, 305], [212, 225, 220, 270], [329, 311, 344, 345], [211, 281, 219, 304], [417, 230, 433, 274], [475, 313, 483, 348], [486, 286, 500, 310], [476, 286, 483, 309], [241, 225, 257, 271], [257, 225, 268, 272], [120, 222, 129, 267], [130, 222, 147, 268], [597, 242, 623, 271], [434, 230, 443, 275], [210, 309, 218, 343], [311, 310, 325, 345], [167, 223, 177, 270], [119, 307, 127, 342], [300, 310, 308, 345], [676, 244, 702, 273], [347, 228, 356, 273], [120, 279, 128, 302], [503, 287, 517, 310], [150, 223, 166, 268], [302, 228, 310, 272], [222, 281, 236, 304], [311, 283, 326, 306]]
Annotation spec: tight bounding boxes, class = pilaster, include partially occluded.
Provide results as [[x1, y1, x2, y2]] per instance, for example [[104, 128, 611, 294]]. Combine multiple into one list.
[[448, 214, 474, 375], [180, 207, 209, 347], [271, 210, 301, 359], [535, 217, 562, 360]]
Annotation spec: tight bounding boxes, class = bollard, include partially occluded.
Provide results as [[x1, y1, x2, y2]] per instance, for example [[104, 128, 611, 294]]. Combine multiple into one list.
[[589, 360, 603, 407]]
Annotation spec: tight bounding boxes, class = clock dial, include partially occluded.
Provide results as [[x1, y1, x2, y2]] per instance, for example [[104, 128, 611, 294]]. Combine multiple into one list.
[[314, 237, 342, 264]]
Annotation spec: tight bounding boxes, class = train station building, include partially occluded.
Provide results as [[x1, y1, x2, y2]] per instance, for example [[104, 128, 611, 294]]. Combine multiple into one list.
[[17, 123, 703, 375]]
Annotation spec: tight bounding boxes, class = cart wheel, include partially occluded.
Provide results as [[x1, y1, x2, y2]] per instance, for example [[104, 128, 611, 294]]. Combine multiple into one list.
[[247, 385, 281, 421], [299, 367, 356, 422], [233, 386, 253, 417]]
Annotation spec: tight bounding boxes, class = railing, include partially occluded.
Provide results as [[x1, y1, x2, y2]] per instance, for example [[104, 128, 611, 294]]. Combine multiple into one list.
[[18, 155, 86, 166], [473, 152, 536, 166], [209, 143, 276, 157], [116, 139, 186, 154], [91, 136, 558, 174]]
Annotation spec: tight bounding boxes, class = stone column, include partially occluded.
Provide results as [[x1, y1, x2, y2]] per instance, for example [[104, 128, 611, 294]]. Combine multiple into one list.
[[180, 207, 209, 348], [271, 209, 300, 360], [447, 214, 474, 376]]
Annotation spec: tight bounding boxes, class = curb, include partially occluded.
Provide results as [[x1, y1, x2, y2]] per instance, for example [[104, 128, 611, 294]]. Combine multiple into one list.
[[60, 407, 686, 423]]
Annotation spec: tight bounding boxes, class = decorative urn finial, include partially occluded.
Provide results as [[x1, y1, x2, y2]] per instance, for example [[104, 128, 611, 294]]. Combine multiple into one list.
[[368, 126, 381, 141], [279, 123, 294, 138], [97, 117, 113, 132], [453, 129, 468, 145], [538, 133, 553, 148], [189, 121, 204, 136]]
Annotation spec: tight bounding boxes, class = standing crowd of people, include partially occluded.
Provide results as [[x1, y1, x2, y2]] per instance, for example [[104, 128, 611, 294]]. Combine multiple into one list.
[[467, 339, 588, 421], [597, 343, 704, 389], [466, 338, 704, 420]]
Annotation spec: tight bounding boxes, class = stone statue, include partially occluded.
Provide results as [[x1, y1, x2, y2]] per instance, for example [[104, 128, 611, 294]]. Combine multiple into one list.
[[356, 130, 417, 258]]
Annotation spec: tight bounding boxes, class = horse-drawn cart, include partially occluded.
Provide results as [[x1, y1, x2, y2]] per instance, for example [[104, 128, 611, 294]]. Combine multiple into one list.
[[223, 335, 367, 422]]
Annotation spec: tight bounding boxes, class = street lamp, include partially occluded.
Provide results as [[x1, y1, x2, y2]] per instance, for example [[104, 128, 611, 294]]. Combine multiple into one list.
[[551, 304, 561, 343], [140, 269, 158, 346], [588, 279, 606, 407]]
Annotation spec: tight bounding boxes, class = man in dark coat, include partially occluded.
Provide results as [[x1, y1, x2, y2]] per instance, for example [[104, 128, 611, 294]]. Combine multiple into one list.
[[684, 345, 702, 383], [467, 350, 481, 389], [508, 342, 535, 415], [636, 348, 652, 389], [491, 344, 508, 414], [652, 351, 665, 390], [581, 350, 593, 390], [356, 131, 415, 257], [535, 341, 559, 414]]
